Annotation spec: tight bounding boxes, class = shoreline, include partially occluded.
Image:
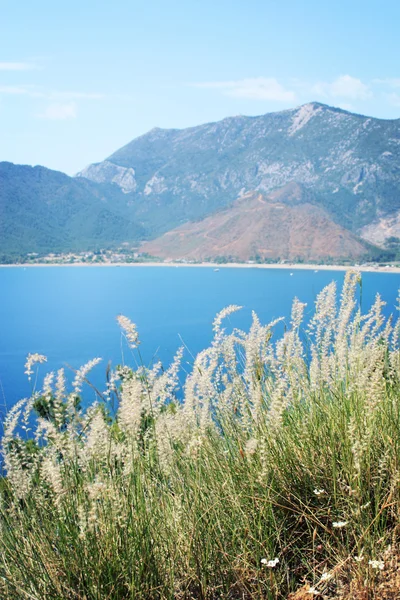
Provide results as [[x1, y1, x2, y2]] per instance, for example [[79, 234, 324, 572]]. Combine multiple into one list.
[[1, 261, 400, 273]]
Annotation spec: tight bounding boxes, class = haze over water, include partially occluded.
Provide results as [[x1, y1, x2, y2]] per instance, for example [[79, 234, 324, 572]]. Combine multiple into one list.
[[1, 266, 399, 415]]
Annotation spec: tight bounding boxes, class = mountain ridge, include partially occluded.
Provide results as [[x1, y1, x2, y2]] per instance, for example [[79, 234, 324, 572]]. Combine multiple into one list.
[[0, 161, 145, 260], [77, 101, 400, 245], [2, 102, 400, 262]]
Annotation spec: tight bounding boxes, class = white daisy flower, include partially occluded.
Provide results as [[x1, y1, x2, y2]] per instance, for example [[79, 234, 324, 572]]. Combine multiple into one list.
[[261, 557, 279, 568], [368, 560, 384, 570], [332, 520, 348, 528]]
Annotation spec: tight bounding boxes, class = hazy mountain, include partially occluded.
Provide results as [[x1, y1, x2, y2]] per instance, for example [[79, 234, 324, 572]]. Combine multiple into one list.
[[141, 184, 368, 262], [77, 102, 400, 245], [0, 162, 145, 260], [2, 102, 400, 262]]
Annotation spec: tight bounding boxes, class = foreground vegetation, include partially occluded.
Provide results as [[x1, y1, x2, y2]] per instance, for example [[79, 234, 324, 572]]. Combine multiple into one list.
[[1, 272, 400, 599]]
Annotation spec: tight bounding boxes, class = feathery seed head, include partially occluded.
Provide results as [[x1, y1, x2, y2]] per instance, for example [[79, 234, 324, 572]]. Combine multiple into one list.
[[117, 315, 140, 348], [25, 353, 47, 381]]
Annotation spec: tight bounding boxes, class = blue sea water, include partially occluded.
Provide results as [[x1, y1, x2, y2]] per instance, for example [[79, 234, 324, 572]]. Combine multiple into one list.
[[0, 266, 399, 417]]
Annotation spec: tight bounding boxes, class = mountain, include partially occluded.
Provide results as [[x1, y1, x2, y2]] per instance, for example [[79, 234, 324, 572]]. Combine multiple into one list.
[[2, 103, 400, 263], [76, 161, 137, 193], [140, 184, 367, 262], [0, 162, 145, 260], [77, 102, 400, 246]]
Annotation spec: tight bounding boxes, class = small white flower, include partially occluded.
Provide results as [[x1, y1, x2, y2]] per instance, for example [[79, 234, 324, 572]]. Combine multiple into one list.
[[313, 488, 325, 496], [332, 520, 348, 528], [261, 557, 279, 568], [354, 555, 364, 563], [319, 572, 332, 582], [307, 587, 319, 595], [368, 560, 384, 570]]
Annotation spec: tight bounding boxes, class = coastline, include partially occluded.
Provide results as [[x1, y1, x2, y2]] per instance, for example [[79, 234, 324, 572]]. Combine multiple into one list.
[[1, 261, 400, 273]]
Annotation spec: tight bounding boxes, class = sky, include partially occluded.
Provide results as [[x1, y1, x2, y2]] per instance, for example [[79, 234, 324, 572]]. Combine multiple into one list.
[[1, 0, 400, 174]]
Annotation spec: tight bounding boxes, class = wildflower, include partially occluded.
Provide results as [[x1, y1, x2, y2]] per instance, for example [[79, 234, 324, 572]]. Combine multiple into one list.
[[117, 315, 140, 348], [313, 488, 325, 496], [261, 557, 279, 568], [368, 560, 384, 570], [319, 572, 332, 582], [354, 555, 364, 562], [332, 521, 348, 528], [307, 587, 319, 595]]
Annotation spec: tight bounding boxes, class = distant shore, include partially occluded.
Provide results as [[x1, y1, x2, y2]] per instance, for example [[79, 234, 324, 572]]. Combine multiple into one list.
[[1, 261, 400, 273]]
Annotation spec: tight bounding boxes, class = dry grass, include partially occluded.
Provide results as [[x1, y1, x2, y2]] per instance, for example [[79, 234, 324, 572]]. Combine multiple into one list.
[[1, 271, 400, 599]]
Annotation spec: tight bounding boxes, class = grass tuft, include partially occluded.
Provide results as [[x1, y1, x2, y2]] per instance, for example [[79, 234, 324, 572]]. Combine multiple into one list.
[[1, 271, 400, 599]]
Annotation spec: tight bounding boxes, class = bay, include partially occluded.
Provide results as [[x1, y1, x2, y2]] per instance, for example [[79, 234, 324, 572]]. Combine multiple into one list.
[[0, 266, 399, 417]]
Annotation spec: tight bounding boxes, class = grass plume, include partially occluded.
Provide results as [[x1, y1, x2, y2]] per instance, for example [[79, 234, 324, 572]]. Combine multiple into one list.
[[1, 271, 400, 599]]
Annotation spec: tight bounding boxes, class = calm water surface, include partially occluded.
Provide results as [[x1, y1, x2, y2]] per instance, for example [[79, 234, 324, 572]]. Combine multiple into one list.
[[0, 266, 399, 414]]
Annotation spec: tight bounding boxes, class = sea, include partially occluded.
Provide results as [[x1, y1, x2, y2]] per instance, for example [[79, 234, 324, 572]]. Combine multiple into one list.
[[1, 266, 400, 418]]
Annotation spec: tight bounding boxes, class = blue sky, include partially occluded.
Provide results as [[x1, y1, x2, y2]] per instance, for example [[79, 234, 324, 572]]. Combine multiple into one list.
[[1, 0, 400, 174]]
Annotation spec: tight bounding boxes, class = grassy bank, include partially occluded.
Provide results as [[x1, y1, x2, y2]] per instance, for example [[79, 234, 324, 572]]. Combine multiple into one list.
[[1, 271, 400, 599]]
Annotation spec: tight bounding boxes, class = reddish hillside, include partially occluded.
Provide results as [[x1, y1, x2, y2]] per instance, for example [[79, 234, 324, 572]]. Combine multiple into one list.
[[141, 185, 367, 261]]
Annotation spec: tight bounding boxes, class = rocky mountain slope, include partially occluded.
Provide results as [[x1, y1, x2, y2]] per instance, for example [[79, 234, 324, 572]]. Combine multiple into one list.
[[78, 102, 400, 245], [2, 103, 400, 262], [141, 184, 367, 262], [0, 162, 145, 260]]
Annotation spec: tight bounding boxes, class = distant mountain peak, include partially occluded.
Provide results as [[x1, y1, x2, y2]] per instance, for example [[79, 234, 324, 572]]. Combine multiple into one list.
[[288, 103, 325, 135], [295, 101, 326, 110], [73, 102, 400, 252]]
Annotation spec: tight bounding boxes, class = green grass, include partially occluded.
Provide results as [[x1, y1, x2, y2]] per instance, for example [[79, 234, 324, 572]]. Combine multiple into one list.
[[1, 271, 400, 599]]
